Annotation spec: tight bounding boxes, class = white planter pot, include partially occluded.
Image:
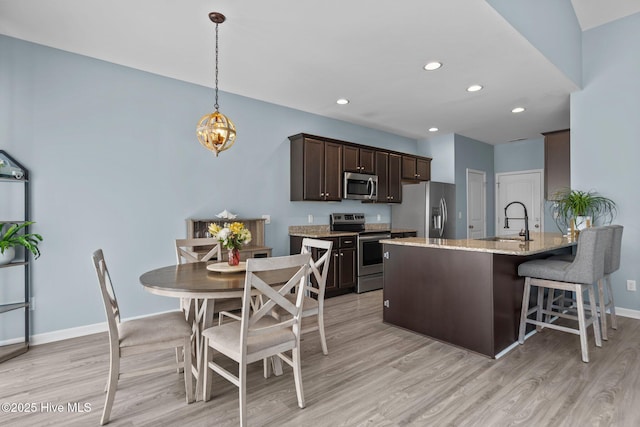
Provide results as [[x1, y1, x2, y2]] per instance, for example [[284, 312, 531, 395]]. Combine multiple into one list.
[[575, 216, 592, 230], [0, 247, 16, 265]]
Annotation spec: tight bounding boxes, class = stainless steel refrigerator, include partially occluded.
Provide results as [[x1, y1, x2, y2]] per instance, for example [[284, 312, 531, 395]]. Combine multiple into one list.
[[391, 181, 456, 238]]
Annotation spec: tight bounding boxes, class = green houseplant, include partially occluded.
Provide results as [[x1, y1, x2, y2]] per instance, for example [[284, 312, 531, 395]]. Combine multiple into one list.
[[0, 221, 43, 265], [551, 188, 617, 232]]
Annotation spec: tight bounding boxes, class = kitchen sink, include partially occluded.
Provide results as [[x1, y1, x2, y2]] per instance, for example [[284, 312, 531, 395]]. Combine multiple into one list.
[[476, 236, 533, 243]]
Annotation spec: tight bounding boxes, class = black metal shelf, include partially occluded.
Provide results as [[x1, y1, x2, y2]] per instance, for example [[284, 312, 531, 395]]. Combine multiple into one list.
[[0, 150, 31, 363], [0, 260, 28, 269], [0, 302, 28, 314]]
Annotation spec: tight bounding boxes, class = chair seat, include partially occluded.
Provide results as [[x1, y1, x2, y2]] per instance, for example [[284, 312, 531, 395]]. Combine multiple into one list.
[[272, 294, 319, 318], [203, 316, 295, 360], [518, 259, 591, 285], [118, 311, 191, 348]]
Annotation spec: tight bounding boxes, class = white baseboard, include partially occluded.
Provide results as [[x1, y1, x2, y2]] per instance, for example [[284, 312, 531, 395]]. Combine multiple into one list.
[[0, 309, 181, 347], [615, 307, 640, 319], [31, 321, 108, 345]]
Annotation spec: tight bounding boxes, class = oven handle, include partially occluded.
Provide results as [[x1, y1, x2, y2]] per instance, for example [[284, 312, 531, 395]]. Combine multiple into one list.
[[358, 233, 391, 242]]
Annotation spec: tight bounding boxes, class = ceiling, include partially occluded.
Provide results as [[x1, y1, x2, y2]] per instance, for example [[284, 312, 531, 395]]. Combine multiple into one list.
[[1, 0, 638, 144]]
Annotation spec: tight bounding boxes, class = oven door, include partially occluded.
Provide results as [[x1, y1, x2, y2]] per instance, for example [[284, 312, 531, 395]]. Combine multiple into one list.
[[357, 233, 391, 277]]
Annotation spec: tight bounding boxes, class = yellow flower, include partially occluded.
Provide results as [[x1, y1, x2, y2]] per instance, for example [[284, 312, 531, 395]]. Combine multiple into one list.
[[208, 221, 251, 250], [208, 223, 222, 235]]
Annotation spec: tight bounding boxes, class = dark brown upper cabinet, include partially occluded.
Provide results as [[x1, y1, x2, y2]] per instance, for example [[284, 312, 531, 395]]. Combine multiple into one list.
[[290, 135, 342, 201], [543, 129, 570, 200], [343, 146, 375, 174], [375, 151, 402, 203], [402, 155, 431, 181]]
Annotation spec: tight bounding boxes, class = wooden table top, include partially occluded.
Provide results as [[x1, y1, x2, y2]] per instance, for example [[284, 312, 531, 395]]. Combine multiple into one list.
[[139, 262, 297, 299]]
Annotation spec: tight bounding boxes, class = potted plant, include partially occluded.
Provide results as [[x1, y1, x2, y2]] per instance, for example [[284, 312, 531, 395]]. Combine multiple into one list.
[[0, 221, 43, 265], [551, 188, 617, 233]]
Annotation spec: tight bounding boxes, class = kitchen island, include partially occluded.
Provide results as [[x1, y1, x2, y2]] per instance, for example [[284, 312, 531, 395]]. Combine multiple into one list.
[[380, 232, 575, 358]]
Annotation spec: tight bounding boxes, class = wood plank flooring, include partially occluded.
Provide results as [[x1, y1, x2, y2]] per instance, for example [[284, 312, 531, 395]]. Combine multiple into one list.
[[1, 290, 639, 426]]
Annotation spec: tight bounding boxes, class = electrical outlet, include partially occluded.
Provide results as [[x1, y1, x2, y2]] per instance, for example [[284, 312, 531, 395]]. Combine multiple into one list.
[[30, 297, 35, 311], [627, 280, 636, 291], [261, 214, 271, 224], [307, 214, 313, 224], [377, 214, 381, 221]]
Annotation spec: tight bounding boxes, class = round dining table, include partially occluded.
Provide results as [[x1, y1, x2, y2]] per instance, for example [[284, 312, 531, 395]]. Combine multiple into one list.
[[139, 261, 295, 400]]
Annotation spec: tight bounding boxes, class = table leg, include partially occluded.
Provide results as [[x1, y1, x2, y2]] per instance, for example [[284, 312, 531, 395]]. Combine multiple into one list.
[[183, 297, 215, 401]]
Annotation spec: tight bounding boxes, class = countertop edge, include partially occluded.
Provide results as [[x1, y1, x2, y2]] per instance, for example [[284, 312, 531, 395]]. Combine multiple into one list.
[[381, 233, 575, 256]]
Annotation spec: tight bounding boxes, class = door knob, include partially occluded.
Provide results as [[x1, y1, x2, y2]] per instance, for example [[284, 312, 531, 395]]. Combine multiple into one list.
[[535, 224, 540, 228]]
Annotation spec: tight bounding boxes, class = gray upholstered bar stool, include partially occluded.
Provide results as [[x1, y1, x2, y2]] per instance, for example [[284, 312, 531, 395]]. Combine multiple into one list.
[[546, 225, 623, 340], [517, 226, 611, 362]]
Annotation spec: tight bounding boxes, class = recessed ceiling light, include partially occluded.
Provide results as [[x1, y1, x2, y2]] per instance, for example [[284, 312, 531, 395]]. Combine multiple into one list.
[[428, 127, 439, 132], [511, 107, 526, 113], [467, 84, 483, 92], [336, 98, 349, 105], [423, 62, 442, 71]]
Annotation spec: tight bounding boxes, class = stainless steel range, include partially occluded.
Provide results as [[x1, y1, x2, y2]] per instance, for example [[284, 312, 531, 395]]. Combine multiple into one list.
[[330, 213, 391, 293]]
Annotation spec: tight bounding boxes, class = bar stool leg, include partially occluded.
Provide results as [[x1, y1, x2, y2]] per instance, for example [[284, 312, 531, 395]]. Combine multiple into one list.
[[597, 279, 608, 340], [588, 284, 602, 348], [606, 275, 618, 329], [519, 277, 532, 344], [535, 286, 544, 331], [575, 285, 590, 363]]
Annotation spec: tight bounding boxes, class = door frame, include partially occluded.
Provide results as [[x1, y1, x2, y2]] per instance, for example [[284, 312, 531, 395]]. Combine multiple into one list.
[[494, 169, 544, 234], [466, 168, 487, 239]]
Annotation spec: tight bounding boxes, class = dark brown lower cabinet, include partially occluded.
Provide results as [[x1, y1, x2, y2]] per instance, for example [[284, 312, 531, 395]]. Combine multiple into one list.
[[290, 235, 356, 297], [382, 243, 571, 357]]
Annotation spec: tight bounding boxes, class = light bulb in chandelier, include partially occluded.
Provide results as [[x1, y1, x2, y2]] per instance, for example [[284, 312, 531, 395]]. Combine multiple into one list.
[[196, 12, 236, 156]]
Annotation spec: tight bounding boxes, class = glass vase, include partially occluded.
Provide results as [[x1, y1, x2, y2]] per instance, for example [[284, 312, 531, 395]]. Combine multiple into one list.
[[228, 248, 240, 266]]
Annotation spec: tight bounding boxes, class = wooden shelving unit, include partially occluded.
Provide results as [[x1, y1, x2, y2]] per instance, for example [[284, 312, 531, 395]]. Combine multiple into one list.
[[186, 218, 271, 261], [0, 150, 31, 363]]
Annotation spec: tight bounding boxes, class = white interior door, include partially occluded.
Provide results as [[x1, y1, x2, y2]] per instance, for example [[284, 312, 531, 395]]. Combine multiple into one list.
[[467, 169, 486, 238], [496, 170, 543, 237]]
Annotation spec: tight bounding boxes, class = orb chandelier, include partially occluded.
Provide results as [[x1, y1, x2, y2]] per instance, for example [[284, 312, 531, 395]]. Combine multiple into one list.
[[196, 12, 236, 156]]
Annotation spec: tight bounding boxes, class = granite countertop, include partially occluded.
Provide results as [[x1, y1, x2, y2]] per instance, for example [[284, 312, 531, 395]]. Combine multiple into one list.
[[289, 224, 417, 238], [380, 232, 575, 256]]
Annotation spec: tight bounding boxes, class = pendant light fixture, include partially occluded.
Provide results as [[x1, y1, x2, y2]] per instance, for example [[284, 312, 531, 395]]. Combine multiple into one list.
[[196, 12, 236, 156]]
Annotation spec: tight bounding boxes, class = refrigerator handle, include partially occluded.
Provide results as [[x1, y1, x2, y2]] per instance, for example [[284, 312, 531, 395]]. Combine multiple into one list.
[[441, 197, 447, 237]]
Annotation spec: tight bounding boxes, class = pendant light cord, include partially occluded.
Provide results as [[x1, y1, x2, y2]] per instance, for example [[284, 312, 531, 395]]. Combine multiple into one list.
[[214, 22, 220, 112]]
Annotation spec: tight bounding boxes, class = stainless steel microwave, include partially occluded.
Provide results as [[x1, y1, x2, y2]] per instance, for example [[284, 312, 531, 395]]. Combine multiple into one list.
[[344, 172, 378, 201]]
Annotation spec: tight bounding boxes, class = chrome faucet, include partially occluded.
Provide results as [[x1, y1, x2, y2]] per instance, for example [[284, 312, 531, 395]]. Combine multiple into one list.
[[504, 201, 531, 241]]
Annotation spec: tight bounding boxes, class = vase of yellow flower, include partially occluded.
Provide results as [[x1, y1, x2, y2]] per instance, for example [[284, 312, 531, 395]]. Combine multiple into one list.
[[208, 221, 252, 266]]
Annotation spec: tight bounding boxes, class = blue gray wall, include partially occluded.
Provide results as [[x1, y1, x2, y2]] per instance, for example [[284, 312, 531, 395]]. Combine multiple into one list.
[[0, 35, 418, 338], [571, 12, 640, 311], [454, 135, 495, 238], [487, 0, 582, 88]]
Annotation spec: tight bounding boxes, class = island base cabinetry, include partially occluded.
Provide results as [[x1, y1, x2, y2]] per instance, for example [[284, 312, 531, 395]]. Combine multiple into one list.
[[382, 244, 569, 357]]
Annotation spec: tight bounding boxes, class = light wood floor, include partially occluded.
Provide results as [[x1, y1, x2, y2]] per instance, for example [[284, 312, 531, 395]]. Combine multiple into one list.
[[2, 290, 640, 426]]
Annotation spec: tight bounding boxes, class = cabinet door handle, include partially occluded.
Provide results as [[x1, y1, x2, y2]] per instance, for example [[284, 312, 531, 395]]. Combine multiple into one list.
[[343, 240, 353, 244], [469, 225, 474, 229], [340, 253, 344, 256]]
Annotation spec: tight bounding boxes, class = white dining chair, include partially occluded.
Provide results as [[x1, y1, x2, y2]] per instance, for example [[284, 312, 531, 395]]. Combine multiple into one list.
[[202, 253, 310, 427], [271, 238, 333, 355], [174, 238, 240, 381], [92, 249, 193, 425]]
